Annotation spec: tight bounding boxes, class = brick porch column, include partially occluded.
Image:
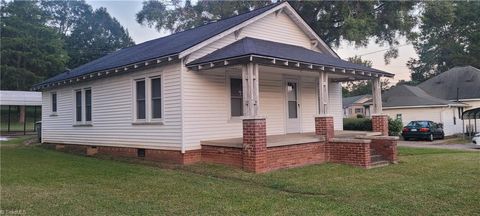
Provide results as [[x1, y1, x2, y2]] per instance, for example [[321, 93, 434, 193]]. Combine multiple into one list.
[[372, 114, 389, 136], [315, 115, 334, 141], [242, 118, 267, 173]]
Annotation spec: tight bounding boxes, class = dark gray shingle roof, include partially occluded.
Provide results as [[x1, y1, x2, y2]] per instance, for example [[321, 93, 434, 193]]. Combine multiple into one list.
[[188, 37, 393, 77], [418, 66, 480, 100], [382, 85, 465, 108], [35, 2, 283, 87]]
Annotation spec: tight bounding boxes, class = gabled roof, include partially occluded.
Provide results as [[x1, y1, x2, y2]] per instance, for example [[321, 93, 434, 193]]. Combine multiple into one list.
[[418, 66, 480, 100], [34, 2, 284, 89], [382, 85, 466, 109], [342, 95, 371, 108], [187, 37, 393, 77]]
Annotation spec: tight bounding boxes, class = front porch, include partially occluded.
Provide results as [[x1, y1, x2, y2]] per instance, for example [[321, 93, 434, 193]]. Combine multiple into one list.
[[200, 130, 381, 148], [186, 38, 396, 173]]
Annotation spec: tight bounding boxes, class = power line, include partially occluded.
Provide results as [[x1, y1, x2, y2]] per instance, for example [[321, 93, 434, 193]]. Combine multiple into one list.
[[357, 44, 410, 57]]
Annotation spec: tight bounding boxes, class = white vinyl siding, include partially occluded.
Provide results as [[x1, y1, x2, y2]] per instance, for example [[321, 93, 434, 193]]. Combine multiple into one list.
[[182, 65, 344, 150], [41, 64, 182, 150], [187, 12, 320, 63]]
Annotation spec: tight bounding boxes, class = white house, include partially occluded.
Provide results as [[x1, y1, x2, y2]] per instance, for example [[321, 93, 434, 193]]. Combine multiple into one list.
[[342, 94, 372, 118], [33, 2, 397, 172], [382, 66, 480, 136]]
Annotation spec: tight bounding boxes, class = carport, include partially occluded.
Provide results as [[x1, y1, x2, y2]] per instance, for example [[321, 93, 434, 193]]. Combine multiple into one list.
[[462, 107, 480, 135], [0, 91, 42, 135]]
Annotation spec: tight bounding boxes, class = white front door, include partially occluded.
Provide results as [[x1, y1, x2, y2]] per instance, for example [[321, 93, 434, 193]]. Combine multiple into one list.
[[285, 80, 301, 133]]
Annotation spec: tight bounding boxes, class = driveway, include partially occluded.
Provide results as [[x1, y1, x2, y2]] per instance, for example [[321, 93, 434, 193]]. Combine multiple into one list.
[[398, 139, 480, 151]]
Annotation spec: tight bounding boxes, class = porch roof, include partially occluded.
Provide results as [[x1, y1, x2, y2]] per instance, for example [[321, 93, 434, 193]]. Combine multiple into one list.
[[187, 37, 394, 78]]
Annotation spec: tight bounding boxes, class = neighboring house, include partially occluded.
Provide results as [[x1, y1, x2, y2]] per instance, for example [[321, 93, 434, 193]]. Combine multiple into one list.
[[342, 94, 372, 118], [33, 2, 395, 170], [382, 66, 480, 136]]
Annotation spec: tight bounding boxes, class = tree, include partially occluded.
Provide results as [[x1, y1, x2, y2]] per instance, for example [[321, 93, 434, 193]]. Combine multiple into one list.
[[136, 1, 417, 63], [65, 7, 135, 68], [0, 0, 68, 90], [41, 1, 135, 69], [40, 0, 93, 36], [408, 1, 480, 82]]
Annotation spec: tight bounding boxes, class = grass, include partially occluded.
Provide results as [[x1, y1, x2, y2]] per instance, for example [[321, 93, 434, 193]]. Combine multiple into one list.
[[1, 137, 479, 215], [439, 137, 473, 145]]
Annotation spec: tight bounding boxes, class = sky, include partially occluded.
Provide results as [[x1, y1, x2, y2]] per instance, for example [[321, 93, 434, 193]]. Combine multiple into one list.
[[87, 0, 416, 83]]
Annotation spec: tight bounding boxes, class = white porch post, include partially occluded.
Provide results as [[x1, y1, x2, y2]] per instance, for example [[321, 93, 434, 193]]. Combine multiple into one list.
[[371, 77, 383, 114], [318, 71, 329, 115], [242, 63, 260, 117]]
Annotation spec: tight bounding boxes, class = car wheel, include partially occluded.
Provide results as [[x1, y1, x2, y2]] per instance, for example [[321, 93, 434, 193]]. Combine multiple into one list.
[[403, 137, 409, 141], [428, 133, 434, 142]]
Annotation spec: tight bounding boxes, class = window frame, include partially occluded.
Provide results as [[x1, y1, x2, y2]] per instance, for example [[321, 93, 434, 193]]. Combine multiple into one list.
[[51, 92, 57, 115], [150, 76, 163, 120], [132, 73, 164, 124], [72, 88, 93, 126], [84, 88, 92, 123], [227, 74, 244, 121], [75, 89, 82, 123], [135, 78, 147, 122]]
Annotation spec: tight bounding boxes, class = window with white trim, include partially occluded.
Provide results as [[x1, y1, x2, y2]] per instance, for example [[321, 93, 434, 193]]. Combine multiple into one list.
[[74, 88, 92, 124], [230, 78, 243, 117], [134, 75, 163, 123]]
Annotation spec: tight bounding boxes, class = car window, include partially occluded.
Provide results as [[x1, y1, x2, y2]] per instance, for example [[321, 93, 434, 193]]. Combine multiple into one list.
[[407, 121, 429, 127]]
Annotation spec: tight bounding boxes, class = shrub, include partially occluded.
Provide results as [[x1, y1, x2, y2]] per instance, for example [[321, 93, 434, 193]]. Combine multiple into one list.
[[356, 114, 364, 118], [343, 118, 372, 131], [388, 118, 403, 136]]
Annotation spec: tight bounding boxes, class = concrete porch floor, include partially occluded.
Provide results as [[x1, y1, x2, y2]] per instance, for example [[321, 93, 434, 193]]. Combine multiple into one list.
[[200, 130, 381, 148]]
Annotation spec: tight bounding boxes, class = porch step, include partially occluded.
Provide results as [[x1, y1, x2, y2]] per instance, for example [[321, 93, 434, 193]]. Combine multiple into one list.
[[370, 154, 384, 162], [369, 160, 390, 168]]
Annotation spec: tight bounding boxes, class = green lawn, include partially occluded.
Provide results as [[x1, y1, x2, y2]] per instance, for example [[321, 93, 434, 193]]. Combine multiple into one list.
[[1, 137, 479, 215]]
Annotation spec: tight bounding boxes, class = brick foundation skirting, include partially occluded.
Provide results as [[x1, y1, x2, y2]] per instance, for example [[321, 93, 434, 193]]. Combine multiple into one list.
[[201, 145, 243, 168], [46, 143, 201, 165]]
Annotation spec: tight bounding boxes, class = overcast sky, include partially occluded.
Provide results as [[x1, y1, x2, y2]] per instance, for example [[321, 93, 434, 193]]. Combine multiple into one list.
[[87, 0, 416, 83]]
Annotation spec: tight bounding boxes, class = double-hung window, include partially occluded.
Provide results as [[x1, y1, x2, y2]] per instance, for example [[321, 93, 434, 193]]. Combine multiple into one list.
[[74, 88, 92, 125], [134, 75, 163, 123], [230, 78, 243, 117]]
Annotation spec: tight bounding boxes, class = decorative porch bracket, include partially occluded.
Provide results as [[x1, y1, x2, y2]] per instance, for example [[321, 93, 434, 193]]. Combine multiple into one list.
[[318, 71, 329, 115], [242, 63, 260, 117]]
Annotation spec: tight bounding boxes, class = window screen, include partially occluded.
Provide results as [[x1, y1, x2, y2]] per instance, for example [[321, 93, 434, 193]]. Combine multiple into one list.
[[75, 91, 82, 122], [230, 78, 243, 117], [85, 89, 92, 121], [287, 82, 297, 118], [151, 78, 162, 119], [136, 80, 146, 119]]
